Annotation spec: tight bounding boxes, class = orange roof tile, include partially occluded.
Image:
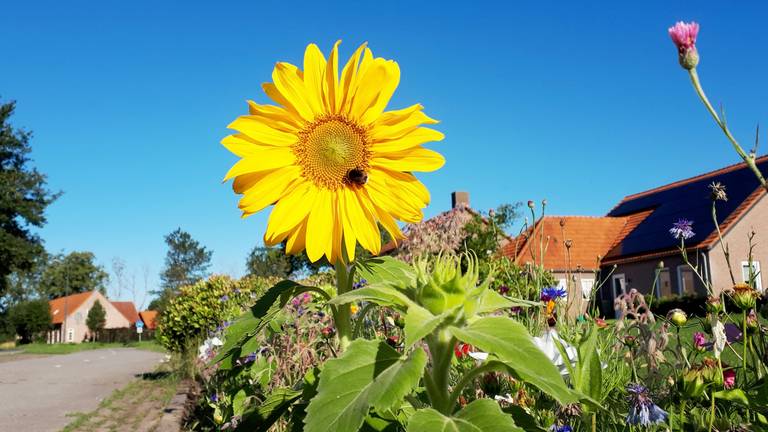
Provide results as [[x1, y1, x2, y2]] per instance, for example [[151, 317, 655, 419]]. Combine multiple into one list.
[[49, 292, 94, 324], [139, 310, 158, 330], [505, 214, 651, 271], [111, 301, 139, 324]]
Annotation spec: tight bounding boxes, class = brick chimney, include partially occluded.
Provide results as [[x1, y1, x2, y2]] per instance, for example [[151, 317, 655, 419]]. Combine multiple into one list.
[[451, 191, 470, 209]]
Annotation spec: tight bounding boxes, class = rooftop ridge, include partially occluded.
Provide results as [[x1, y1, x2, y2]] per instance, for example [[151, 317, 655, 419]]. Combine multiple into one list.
[[618, 154, 768, 204]]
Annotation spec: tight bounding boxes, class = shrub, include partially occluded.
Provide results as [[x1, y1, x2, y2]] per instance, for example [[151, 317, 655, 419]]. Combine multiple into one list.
[[86, 300, 107, 341], [156, 275, 276, 352], [8, 299, 52, 344]]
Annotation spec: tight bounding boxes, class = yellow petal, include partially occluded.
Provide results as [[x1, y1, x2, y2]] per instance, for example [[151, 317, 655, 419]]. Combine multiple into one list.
[[375, 104, 434, 127], [324, 40, 341, 113], [341, 187, 376, 255], [353, 188, 382, 255], [272, 62, 315, 122], [372, 201, 405, 244], [227, 116, 298, 146], [349, 59, 387, 121], [262, 83, 310, 125], [376, 168, 431, 205], [360, 61, 400, 125], [223, 148, 296, 181], [233, 169, 276, 194], [329, 194, 343, 263], [371, 111, 439, 141], [286, 218, 308, 255], [247, 101, 302, 132], [265, 182, 317, 243], [222, 134, 287, 158], [366, 174, 423, 223], [306, 188, 333, 262], [370, 147, 445, 172], [238, 166, 302, 214], [339, 191, 358, 262], [339, 42, 367, 111], [303, 44, 327, 116], [371, 127, 445, 153]]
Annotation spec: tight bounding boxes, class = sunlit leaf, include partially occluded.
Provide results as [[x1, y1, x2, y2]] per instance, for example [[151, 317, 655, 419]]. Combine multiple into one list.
[[407, 399, 523, 432]]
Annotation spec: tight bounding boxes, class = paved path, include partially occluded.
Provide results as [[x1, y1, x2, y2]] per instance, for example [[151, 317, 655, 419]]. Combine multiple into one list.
[[0, 348, 164, 432]]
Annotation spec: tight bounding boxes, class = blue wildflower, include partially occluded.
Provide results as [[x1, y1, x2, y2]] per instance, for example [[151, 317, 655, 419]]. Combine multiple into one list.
[[549, 426, 572, 432], [670, 219, 695, 240], [541, 286, 567, 302], [210, 392, 219, 403], [352, 279, 368, 290], [220, 294, 229, 302], [244, 352, 257, 363], [626, 383, 667, 426], [233, 288, 241, 294]]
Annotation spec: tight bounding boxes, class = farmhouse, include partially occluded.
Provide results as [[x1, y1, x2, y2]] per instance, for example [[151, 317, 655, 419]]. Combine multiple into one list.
[[46, 291, 134, 343]]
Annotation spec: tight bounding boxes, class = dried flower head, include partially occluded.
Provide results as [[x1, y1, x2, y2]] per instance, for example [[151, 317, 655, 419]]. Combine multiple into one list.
[[731, 283, 757, 311], [709, 181, 728, 201]]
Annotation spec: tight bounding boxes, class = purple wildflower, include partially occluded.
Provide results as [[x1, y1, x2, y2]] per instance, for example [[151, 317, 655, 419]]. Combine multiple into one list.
[[498, 285, 510, 295], [724, 323, 743, 343], [670, 219, 695, 240], [693, 332, 709, 351], [244, 352, 257, 363], [541, 286, 567, 302], [233, 288, 241, 294], [626, 384, 668, 426], [549, 426, 573, 432], [210, 392, 219, 402], [220, 294, 229, 302], [352, 279, 368, 290]]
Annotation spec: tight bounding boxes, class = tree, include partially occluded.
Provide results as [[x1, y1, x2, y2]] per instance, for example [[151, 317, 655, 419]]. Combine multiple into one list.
[[0, 100, 60, 297], [246, 245, 291, 278], [159, 228, 212, 292], [86, 300, 106, 341], [40, 252, 109, 299], [8, 299, 51, 344], [462, 203, 521, 257]]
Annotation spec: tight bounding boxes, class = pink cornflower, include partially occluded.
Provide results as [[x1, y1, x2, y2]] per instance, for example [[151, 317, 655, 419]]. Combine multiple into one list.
[[693, 332, 708, 351], [668, 21, 700, 69], [723, 368, 736, 389]]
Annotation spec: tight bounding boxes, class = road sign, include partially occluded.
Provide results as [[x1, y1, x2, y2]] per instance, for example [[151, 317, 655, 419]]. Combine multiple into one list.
[[136, 320, 144, 329], [136, 326, 143, 334]]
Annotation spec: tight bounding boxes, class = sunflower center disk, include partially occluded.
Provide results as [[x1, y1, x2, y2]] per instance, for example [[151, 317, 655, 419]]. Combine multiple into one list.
[[294, 116, 370, 189]]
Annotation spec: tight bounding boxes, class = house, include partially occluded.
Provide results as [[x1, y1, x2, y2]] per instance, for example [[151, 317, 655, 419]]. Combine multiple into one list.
[[111, 301, 139, 327], [504, 156, 768, 316], [47, 291, 133, 343], [138, 310, 158, 330]]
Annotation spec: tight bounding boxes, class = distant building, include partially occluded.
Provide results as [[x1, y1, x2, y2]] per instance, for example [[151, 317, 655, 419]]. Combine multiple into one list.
[[47, 291, 133, 343], [138, 310, 158, 330], [504, 156, 768, 316]]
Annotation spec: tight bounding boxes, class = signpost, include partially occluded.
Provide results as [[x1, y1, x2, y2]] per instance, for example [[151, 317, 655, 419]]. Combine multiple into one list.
[[136, 320, 144, 342]]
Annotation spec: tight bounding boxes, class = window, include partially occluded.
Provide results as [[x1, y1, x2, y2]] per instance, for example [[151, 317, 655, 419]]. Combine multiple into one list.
[[67, 328, 74, 342], [742, 261, 763, 292], [677, 266, 695, 295], [580, 278, 595, 299], [654, 268, 672, 297]]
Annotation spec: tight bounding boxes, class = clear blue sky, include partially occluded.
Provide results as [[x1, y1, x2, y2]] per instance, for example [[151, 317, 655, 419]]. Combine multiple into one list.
[[4, 1, 768, 304]]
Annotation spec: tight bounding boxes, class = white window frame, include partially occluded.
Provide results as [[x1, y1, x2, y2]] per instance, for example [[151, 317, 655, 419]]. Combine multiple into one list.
[[676, 265, 695, 295], [741, 261, 763, 292], [580, 278, 595, 300], [67, 328, 74, 342], [612, 274, 626, 298]]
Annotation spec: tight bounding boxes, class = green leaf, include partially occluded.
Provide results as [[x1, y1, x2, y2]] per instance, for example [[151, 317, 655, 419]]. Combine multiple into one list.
[[713, 389, 749, 406], [403, 304, 448, 348], [215, 280, 324, 369], [331, 284, 415, 310], [232, 389, 248, 416], [235, 387, 302, 432], [450, 317, 580, 405], [304, 339, 427, 432], [356, 256, 416, 288], [407, 399, 524, 432], [475, 290, 536, 314], [574, 325, 602, 402]]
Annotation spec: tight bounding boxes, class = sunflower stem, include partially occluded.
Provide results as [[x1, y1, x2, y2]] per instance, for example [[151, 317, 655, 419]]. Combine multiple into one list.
[[334, 257, 354, 352]]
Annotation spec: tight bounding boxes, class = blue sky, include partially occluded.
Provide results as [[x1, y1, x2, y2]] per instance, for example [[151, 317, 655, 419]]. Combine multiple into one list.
[[4, 1, 768, 305]]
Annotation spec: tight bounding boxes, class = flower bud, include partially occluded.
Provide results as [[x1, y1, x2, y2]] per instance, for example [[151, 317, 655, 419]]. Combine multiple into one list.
[[731, 283, 757, 311], [668, 21, 700, 70], [681, 369, 706, 399], [527, 200, 535, 209], [667, 308, 688, 327], [706, 296, 723, 314]]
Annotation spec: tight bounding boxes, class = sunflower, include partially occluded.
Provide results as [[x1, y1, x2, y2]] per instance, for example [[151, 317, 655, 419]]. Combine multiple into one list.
[[222, 41, 444, 264]]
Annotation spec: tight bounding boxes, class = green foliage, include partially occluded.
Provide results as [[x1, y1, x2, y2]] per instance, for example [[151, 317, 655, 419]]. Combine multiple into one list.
[[41, 251, 109, 299], [156, 275, 273, 352], [0, 100, 60, 297], [86, 300, 107, 339], [462, 203, 520, 259], [246, 245, 291, 278], [159, 228, 213, 292], [8, 298, 51, 343], [304, 340, 427, 432], [407, 399, 524, 432]]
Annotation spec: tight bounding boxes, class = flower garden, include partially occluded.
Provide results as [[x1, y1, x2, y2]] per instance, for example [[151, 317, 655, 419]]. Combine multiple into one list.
[[154, 22, 768, 431]]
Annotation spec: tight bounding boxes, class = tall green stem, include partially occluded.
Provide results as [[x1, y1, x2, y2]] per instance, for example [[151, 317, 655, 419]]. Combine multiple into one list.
[[742, 311, 748, 380], [334, 259, 354, 352], [688, 68, 768, 191], [708, 390, 716, 432], [425, 330, 457, 414]]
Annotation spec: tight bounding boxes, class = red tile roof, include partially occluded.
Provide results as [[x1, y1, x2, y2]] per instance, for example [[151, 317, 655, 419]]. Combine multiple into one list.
[[504, 214, 652, 271], [111, 301, 139, 324], [139, 310, 158, 330], [49, 292, 94, 325]]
